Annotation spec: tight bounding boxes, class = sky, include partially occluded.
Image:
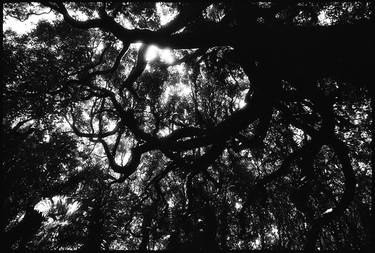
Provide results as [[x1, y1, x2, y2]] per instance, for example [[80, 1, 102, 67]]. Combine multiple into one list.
[[3, 3, 184, 216], [3, 3, 176, 40], [3, 9, 58, 34], [4, 4, 178, 67], [3, 3, 332, 34], [4, 4, 339, 249]]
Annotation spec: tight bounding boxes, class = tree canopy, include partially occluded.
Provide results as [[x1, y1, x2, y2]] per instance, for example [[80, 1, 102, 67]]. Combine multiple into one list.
[[2, 1, 374, 251]]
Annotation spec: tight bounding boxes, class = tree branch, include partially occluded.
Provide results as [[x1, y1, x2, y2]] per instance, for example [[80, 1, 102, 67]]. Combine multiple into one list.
[[119, 44, 148, 99], [41, 2, 104, 29]]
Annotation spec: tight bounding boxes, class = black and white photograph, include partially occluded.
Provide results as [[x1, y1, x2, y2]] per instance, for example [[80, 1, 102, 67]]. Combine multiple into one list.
[[2, 1, 374, 251]]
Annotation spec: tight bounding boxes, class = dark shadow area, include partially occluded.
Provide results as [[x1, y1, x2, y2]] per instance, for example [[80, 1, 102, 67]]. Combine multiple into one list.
[[2, 1, 374, 251]]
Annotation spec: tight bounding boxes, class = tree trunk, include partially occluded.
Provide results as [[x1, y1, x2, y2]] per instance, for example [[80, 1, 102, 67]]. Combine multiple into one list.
[[82, 200, 104, 251]]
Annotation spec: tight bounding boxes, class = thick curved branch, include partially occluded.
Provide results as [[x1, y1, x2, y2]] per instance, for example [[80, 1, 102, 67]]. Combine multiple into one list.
[[79, 44, 129, 81], [119, 110, 155, 142], [40, 2, 104, 29], [119, 44, 148, 98], [100, 139, 147, 177], [163, 127, 205, 142], [304, 137, 356, 250], [159, 3, 211, 35], [65, 112, 119, 139], [274, 86, 356, 250], [42, 1, 373, 90], [279, 97, 355, 250], [156, 64, 278, 155], [41, 1, 232, 48], [86, 44, 129, 78]]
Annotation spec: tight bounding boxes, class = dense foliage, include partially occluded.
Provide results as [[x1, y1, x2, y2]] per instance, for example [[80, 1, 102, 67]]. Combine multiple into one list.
[[2, 2, 374, 250]]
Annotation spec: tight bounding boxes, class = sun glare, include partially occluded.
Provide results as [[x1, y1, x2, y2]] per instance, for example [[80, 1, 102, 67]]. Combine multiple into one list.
[[145, 45, 175, 64], [160, 48, 175, 64], [145, 45, 159, 62]]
